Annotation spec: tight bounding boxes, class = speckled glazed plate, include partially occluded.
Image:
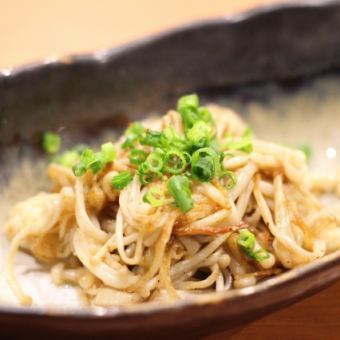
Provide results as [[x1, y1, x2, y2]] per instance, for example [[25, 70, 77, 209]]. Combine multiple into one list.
[[1, 1, 340, 339]]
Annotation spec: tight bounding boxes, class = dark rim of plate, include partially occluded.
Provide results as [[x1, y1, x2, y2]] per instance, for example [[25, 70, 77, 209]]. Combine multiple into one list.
[[0, 0, 339, 319]]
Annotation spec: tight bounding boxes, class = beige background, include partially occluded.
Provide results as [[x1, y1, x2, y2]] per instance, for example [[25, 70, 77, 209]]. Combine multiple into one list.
[[1, 0, 283, 69], [1, 1, 340, 339]]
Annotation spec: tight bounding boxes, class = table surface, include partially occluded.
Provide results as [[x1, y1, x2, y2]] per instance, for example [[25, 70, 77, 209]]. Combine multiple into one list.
[[1, 1, 340, 339]]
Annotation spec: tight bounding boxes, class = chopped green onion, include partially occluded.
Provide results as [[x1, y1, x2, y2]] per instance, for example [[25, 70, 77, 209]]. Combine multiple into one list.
[[298, 143, 312, 161], [224, 127, 253, 153], [191, 147, 221, 181], [80, 149, 96, 167], [192, 157, 215, 182], [177, 94, 199, 112], [137, 163, 151, 184], [191, 147, 219, 164], [122, 135, 137, 149], [129, 149, 147, 165], [167, 175, 193, 213], [111, 171, 133, 190], [122, 122, 145, 149], [101, 142, 116, 163], [183, 152, 192, 164], [73, 163, 87, 177], [153, 147, 166, 158], [177, 94, 213, 131], [138, 171, 153, 185], [197, 107, 212, 123], [79, 149, 103, 174], [72, 143, 115, 176], [186, 120, 212, 149], [126, 122, 144, 135], [177, 94, 200, 130], [58, 150, 79, 168], [252, 249, 270, 261], [180, 107, 200, 130], [222, 151, 234, 160], [145, 152, 164, 172], [137, 163, 162, 185], [42, 132, 61, 154], [238, 230, 270, 262], [238, 230, 256, 254], [221, 170, 237, 190], [89, 155, 103, 174], [141, 130, 163, 147], [143, 187, 165, 207], [161, 127, 186, 150], [164, 150, 187, 174], [71, 149, 91, 176], [56, 144, 87, 169]]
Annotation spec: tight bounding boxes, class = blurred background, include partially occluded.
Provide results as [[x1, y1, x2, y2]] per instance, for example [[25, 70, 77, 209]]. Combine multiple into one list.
[[1, 0, 283, 69]]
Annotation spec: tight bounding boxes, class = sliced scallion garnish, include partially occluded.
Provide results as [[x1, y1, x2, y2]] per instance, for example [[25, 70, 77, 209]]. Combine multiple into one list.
[[129, 149, 148, 165], [143, 187, 165, 207], [238, 230, 270, 262], [192, 157, 215, 182], [101, 142, 116, 163], [137, 163, 162, 185], [177, 94, 199, 112], [72, 163, 87, 177], [252, 249, 270, 261], [111, 171, 133, 190], [161, 127, 186, 150], [191, 147, 221, 182], [177, 94, 200, 130], [197, 107, 212, 123], [122, 122, 145, 149], [72, 143, 116, 177], [42, 132, 61, 154], [57, 150, 79, 168], [52, 94, 239, 215], [221, 170, 237, 190], [141, 130, 163, 148], [186, 120, 212, 149], [224, 127, 253, 153], [164, 150, 187, 174], [79, 149, 103, 174], [238, 230, 255, 253], [145, 152, 164, 172], [167, 175, 193, 213]]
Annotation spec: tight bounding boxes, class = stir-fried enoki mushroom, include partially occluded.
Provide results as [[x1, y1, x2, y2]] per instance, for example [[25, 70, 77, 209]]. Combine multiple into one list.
[[173, 222, 249, 236], [5, 94, 340, 307]]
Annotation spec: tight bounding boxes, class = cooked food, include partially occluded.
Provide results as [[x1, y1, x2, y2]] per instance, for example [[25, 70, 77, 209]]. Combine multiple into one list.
[[5, 94, 340, 307]]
